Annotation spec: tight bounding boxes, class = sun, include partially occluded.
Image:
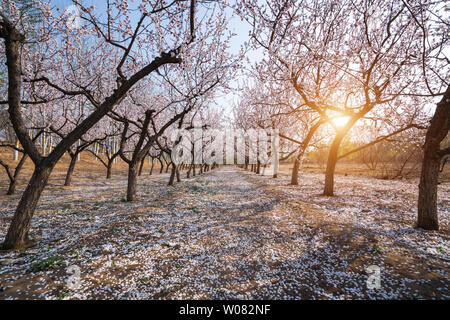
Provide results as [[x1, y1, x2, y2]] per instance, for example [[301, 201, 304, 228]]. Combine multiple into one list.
[[332, 116, 350, 127]]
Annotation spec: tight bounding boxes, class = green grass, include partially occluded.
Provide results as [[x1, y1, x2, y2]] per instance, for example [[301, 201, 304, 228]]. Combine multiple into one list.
[[371, 244, 382, 254], [57, 292, 71, 300], [140, 276, 152, 283], [30, 256, 65, 272], [188, 185, 202, 192]]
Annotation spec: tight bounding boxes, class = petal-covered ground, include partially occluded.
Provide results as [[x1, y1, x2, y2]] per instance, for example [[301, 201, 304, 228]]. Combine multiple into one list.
[[0, 167, 448, 299]]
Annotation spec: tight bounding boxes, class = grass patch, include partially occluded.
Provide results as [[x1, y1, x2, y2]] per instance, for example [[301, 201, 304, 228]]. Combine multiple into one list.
[[371, 244, 382, 254], [30, 256, 65, 272]]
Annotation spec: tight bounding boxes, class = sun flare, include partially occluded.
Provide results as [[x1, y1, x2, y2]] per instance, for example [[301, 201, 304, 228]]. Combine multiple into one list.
[[332, 116, 350, 127]]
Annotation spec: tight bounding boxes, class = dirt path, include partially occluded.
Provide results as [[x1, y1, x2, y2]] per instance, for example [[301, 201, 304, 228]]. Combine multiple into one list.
[[0, 167, 448, 299]]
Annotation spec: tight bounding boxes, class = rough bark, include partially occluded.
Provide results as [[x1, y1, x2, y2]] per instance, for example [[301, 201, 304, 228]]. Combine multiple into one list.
[[323, 133, 345, 196], [2, 165, 53, 249], [417, 85, 450, 230], [126, 163, 138, 201]]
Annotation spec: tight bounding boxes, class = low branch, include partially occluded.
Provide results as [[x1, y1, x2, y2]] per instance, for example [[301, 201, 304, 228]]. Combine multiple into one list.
[[338, 124, 427, 160]]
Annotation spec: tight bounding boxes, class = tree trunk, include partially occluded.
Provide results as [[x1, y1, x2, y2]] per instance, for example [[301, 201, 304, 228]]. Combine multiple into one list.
[[187, 164, 192, 178], [106, 160, 113, 179], [168, 164, 177, 186], [64, 154, 77, 186], [138, 156, 145, 176], [176, 168, 181, 182], [2, 165, 53, 249], [6, 153, 27, 195], [323, 133, 345, 196], [159, 159, 164, 174], [417, 85, 450, 230], [256, 161, 261, 174], [149, 158, 154, 175], [126, 163, 138, 201], [7, 179, 17, 195], [291, 158, 300, 185], [417, 153, 441, 230]]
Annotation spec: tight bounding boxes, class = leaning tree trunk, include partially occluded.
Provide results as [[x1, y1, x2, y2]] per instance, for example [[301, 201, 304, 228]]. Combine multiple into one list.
[[138, 156, 145, 176], [64, 154, 78, 186], [323, 133, 345, 196], [417, 85, 450, 230], [6, 153, 27, 195], [323, 117, 360, 196], [2, 165, 53, 249], [7, 178, 17, 196], [126, 162, 138, 201]]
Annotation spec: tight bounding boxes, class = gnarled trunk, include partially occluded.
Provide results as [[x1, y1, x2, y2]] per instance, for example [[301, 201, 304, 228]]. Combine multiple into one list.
[[2, 165, 53, 249], [417, 85, 450, 230]]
